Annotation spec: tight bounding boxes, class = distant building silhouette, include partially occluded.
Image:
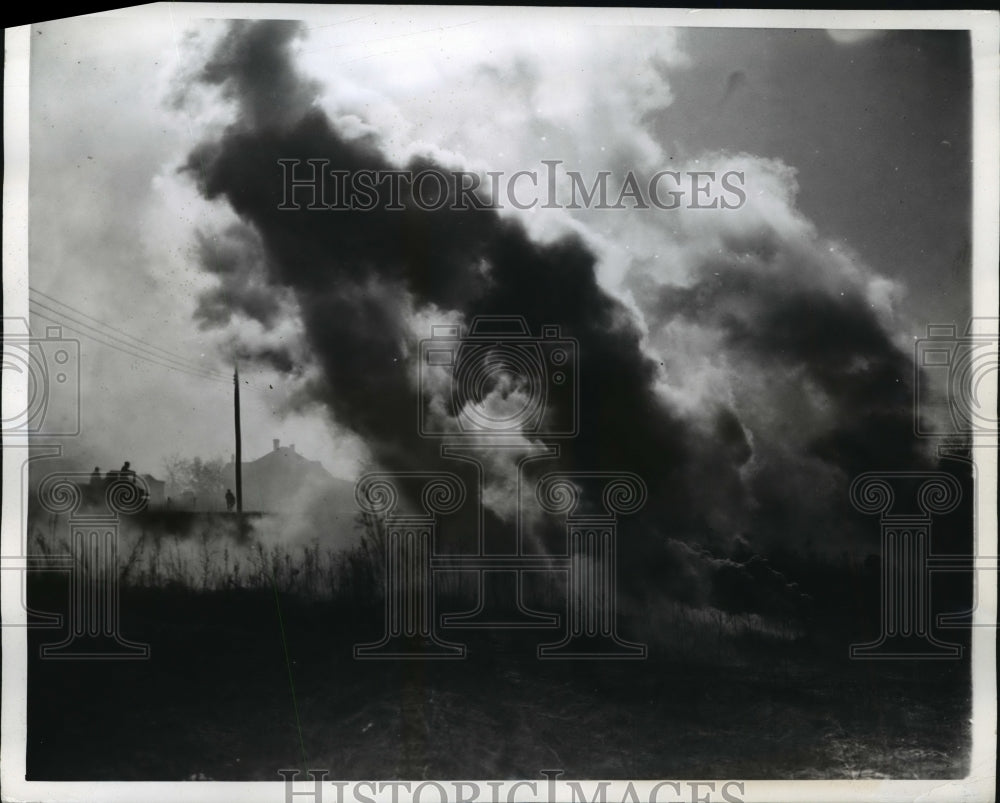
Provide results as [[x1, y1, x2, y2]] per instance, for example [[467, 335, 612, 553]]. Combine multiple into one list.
[[221, 438, 351, 514], [141, 474, 166, 507]]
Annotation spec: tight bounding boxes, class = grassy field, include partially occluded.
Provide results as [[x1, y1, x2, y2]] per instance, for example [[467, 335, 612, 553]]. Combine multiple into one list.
[[24, 569, 971, 781]]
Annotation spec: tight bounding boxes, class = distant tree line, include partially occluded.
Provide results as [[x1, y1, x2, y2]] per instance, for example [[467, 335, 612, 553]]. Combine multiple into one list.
[[162, 454, 226, 508]]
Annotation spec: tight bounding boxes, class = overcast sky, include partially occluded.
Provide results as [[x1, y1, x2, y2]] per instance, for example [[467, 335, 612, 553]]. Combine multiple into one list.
[[25, 9, 972, 539]]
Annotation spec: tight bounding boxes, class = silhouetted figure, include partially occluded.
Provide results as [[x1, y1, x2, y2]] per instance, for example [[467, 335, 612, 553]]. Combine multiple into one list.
[[225, 489, 236, 512], [87, 467, 102, 505], [119, 461, 135, 484]]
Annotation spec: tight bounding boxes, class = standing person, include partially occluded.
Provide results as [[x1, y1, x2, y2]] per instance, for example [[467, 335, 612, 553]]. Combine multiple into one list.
[[88, 467, 102, 505], [119, 461, 135, 484], [225, 488, 236, 512]]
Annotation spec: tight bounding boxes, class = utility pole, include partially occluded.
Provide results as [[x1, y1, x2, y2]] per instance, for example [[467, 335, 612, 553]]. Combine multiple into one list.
[[234, 361, 243, 516]]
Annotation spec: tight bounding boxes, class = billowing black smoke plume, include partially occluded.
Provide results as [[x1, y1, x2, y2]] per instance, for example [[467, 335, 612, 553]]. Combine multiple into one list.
[[183, 22, 710, 531], [182, 21, 939, 581]]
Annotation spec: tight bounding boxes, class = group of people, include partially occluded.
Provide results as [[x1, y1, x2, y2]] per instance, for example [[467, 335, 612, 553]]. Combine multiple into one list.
[[90, 461, 136, 488], [84, 461, 143, 507], [84, 463, 239, 512]]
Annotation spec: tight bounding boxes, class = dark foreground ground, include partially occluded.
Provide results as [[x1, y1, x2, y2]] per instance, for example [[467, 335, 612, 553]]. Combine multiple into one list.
[[23, 576, 971, 781]]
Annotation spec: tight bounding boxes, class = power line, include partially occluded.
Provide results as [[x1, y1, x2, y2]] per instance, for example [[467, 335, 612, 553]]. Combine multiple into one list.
[[29, 288, 230, 379], [29, 287, 288, 394], [28, 307, 230, 385], [30, 286, 218, 369], [29, 300, 230, 383]]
